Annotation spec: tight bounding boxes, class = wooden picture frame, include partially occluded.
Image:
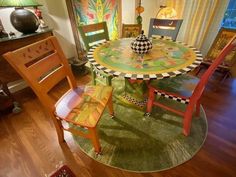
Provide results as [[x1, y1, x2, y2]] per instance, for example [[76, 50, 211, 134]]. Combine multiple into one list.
[[65, 0, 122, 57], [205, 27, 236, 68], [122, 24, 142, 38]]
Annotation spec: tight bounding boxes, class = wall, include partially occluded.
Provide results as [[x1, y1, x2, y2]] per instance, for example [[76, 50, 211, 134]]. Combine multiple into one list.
[[37, 0, 77, 59], [122, 0, 136, 24], [0, 8, 16, 32], [141, 0, 158, 35]]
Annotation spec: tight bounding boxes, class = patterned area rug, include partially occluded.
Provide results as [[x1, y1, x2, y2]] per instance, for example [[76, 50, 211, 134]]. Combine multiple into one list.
[[74, 79, 208, 172]]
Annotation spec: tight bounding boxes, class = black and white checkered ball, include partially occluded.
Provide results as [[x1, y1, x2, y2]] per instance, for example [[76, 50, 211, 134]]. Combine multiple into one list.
[[131, 32, 152, 54]]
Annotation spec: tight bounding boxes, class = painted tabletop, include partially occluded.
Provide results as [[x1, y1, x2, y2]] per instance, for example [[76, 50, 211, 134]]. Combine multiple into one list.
[[87, 38, 203, 80]]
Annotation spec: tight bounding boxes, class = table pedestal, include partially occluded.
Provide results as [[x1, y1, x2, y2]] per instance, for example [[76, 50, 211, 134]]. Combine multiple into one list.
[[113, 78, 148, 110]]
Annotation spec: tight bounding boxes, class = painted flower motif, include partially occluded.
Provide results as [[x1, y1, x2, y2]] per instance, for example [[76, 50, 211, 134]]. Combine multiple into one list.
[[87, 12, 94, 19], [105, 14, 111, 20]]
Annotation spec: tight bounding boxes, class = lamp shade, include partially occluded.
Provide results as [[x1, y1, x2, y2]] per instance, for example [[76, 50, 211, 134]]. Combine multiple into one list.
[[156, 7, 177, 19], [0, 0, 42, 7]]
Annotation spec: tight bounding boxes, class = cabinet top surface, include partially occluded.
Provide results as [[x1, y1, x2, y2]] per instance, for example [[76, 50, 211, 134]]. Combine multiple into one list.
[[0, 28, 53, 43]]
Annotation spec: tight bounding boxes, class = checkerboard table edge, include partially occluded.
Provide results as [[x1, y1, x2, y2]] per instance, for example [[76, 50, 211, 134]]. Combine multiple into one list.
[[87, 39, 203, 80]]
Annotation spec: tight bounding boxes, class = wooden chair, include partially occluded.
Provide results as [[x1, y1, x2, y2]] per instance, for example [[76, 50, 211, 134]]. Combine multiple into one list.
[[3, 36, 114, 154], [122, 24, 142, 38], [148, 18, 183, 41], [146, 35, 236, 136], [196, 28, 236, 84], [78, 22, 112, 86]]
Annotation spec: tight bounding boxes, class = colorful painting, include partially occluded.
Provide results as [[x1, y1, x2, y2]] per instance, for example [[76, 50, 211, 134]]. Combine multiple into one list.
[[93, 38, 197, 75], [205, 28, 236, 67], [122, 24, 142, 38], [73, 0, 120, 40]]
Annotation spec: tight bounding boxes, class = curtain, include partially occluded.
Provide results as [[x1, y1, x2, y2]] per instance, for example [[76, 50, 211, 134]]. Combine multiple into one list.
[[163, 0, 229, 51]]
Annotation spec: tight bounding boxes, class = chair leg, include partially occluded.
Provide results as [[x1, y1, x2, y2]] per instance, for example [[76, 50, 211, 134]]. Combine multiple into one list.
[[90, 65, 97, 85], [88, 128, 101, 154], [55, 118, 65, 144], [47, 110, 65, 143], [106, 76, 112, 86], [107, 95, 114, 117], [183, 105, 194, 136]]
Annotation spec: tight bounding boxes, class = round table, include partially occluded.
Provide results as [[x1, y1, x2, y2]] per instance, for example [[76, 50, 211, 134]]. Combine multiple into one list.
[[88, 38, 203, 79], [87, 38, 203, 109]]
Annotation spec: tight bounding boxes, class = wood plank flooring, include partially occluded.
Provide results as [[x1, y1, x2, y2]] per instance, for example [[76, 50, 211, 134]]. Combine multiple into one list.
[[0, 72, 236, 177]]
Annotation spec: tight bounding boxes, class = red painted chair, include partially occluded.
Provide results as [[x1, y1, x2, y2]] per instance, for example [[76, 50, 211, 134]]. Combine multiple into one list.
[[146, 35, 236, 136]]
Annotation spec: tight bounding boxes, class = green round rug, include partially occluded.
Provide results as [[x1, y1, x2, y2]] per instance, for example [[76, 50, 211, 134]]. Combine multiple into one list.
[[74, 79, 208, 172], [74, 105, 207, 172]]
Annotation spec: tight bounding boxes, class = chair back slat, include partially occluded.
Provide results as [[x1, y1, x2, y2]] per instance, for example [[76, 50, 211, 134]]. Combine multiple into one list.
[[78, 22, 109, 51], [153, 19, 179, 27], [38, 65, 66, 93], [192, 35, 236, 101], [86, 33, 108, 46], [148, 18, 183, 41], [80, 22, 107, 33], [27, 51, 62, 80], [3, 36, 77, 109], [11, 39, 55, 66]]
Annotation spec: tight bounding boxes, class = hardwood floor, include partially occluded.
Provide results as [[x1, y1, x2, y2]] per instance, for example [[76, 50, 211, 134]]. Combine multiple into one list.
[[0, 71, 236, 177]]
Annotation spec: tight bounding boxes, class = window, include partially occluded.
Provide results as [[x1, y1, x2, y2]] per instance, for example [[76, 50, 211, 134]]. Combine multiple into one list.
[[221, 0, 236, 29]]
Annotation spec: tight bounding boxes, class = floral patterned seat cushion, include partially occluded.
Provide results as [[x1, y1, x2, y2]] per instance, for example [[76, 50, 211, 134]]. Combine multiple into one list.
[[55, 86, 112, 128]]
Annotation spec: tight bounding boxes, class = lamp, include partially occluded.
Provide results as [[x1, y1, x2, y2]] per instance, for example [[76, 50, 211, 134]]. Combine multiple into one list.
[[155, 5, 177, 30], [0, 0, 42, 34], [156, 5, 177, 19]]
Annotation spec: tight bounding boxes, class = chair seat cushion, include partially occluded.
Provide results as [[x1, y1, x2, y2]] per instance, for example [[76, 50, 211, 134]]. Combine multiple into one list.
[[55, 86, 112, 128], [149, 74, 199, 102]]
